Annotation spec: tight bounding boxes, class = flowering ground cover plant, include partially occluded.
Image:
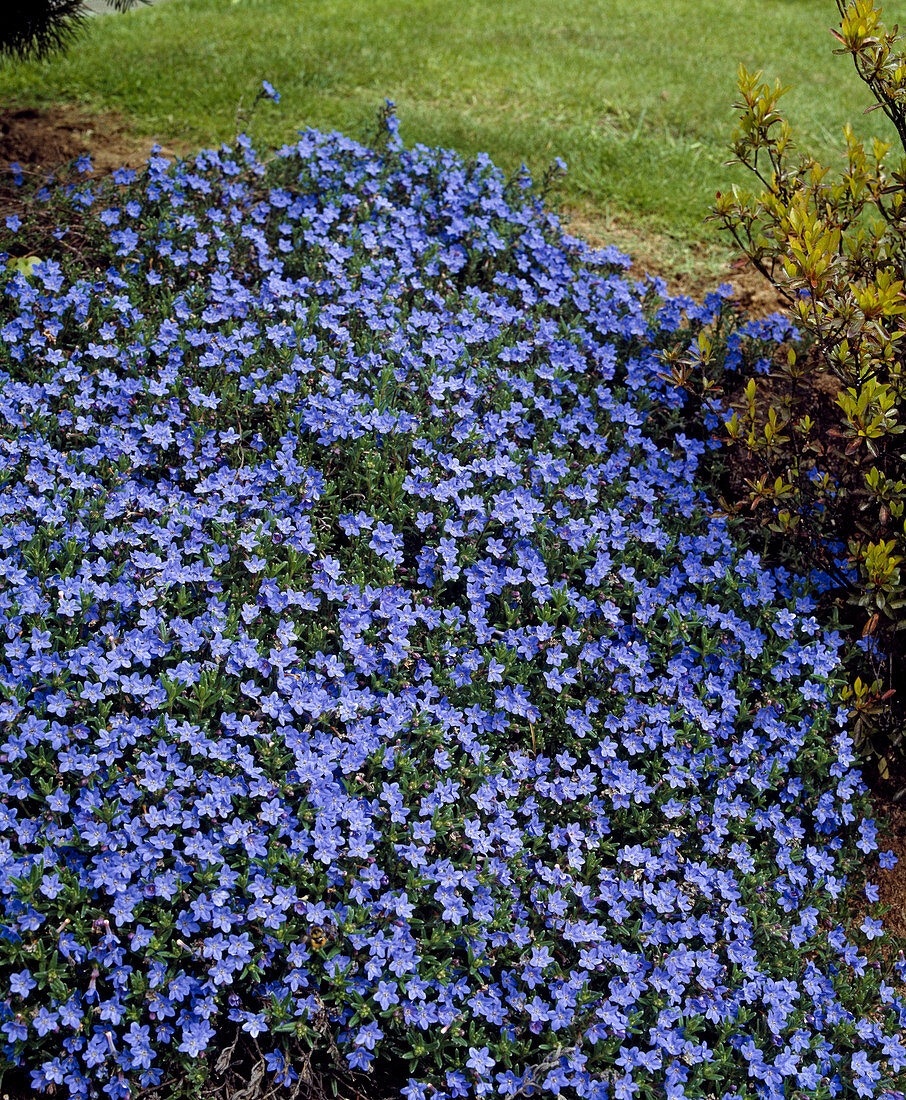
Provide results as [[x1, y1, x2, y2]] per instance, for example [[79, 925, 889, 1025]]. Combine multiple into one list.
[[0, 102, 904, 1100]]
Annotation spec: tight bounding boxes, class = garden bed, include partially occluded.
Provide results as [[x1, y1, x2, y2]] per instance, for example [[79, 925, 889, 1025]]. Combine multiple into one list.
[[0, 107, 904, 1100]]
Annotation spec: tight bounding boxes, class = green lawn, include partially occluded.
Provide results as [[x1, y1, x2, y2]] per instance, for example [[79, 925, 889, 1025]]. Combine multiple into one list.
[[0, 0, 895, 275]]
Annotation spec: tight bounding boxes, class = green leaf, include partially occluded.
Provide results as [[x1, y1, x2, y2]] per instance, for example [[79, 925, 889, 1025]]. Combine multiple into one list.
[[6, 255, 41, 277]]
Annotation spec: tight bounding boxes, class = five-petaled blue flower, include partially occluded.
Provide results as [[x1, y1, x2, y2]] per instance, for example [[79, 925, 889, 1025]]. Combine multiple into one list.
[[467, 1047, 495, 1074]]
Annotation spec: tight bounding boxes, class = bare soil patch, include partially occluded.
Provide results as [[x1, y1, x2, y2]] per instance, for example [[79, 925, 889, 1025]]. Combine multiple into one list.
[[0, 102, 188, 181], [562, 204, 791, 320]]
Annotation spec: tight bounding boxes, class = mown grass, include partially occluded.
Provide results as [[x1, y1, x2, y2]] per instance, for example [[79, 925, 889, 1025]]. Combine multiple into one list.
[[0, 0, 895, 274]]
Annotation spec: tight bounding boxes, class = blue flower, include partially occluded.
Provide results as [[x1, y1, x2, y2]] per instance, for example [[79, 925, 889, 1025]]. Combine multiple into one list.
[[467, 1047, 495, 1074], [10, 969, 37, 998], [346, 1047, 373, 1071]]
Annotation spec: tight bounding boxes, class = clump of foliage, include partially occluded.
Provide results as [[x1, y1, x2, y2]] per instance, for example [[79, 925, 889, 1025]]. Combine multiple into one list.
[[0, 102, 903, 1100], [0, 0, 143, 64], [662, 0, 906, 779]]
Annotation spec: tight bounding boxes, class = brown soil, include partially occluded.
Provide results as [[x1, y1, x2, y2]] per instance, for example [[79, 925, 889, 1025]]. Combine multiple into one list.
[[858, 793, 906, 942], [686, 257, 793, 320], [0, 102, 904, 1098], [562, 206, 792, 320], [0, 103, 187, 179], [646, 252, 794, 321]]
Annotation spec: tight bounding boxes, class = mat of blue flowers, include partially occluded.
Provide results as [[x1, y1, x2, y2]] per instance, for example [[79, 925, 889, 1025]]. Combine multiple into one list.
[[0, 105, 904, 1100]]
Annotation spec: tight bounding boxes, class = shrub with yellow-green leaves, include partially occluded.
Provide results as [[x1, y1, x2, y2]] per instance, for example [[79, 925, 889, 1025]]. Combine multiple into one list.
[[665, 0, 906, 778]]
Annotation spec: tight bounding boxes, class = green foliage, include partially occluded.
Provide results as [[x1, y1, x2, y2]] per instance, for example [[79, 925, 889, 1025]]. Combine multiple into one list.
[[676, 0, 906, 777], [0, 0, 87, 63], [5, 255, 42, 276]]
